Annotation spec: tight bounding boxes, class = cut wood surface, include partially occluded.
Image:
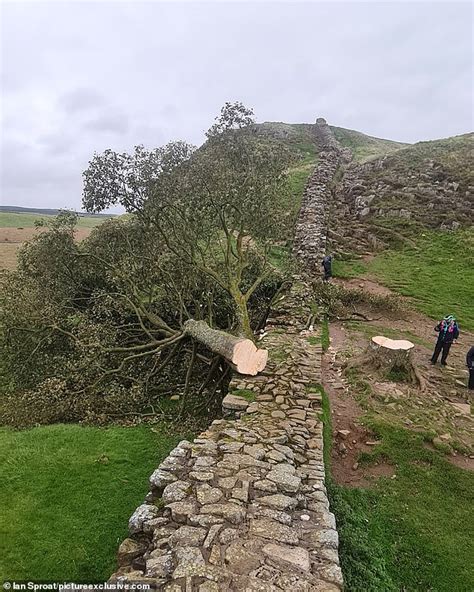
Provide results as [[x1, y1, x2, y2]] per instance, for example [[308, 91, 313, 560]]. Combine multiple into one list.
[[184, 319, 268, 375], [371, 335, 415, 351]]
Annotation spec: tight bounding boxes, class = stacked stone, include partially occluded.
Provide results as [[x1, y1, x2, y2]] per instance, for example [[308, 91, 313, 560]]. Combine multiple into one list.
[[293, 118, 348, 273], [110, 281, 343, 591]]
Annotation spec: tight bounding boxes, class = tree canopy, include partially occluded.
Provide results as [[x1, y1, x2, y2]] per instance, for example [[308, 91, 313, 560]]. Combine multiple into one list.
[[0, 103, 295, 426]]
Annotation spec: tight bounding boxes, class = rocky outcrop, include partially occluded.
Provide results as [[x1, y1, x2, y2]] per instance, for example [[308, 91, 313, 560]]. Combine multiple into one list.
[[330, 139, 474, 254]]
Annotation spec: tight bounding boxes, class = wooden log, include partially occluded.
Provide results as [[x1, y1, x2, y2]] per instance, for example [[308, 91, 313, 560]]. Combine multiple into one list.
[[184, 319, 268, 376]]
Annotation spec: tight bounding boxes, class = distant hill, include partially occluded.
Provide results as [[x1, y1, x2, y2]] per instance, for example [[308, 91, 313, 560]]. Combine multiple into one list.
[[0, 205, 114, 217]]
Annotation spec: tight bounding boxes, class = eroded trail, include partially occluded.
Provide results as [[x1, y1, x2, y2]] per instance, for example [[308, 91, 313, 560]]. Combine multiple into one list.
[[323, 275, 474, 479]]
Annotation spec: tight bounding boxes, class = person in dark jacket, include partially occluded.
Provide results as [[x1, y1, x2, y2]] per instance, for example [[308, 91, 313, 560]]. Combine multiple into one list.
[[430, 315, 459, 366], [467, 346, 474, 389], [322, 255, 333, 282]]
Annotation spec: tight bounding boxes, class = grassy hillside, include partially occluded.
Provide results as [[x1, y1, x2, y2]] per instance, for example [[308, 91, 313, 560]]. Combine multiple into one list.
[[321, 392, 474, 592], [0, 211, 113, 228], [255, 122, 319, 164], [334, 228, 474, 331], [380, 132, 473, 186], [255, 121, 407, 165], [331, 126, 408, 162]]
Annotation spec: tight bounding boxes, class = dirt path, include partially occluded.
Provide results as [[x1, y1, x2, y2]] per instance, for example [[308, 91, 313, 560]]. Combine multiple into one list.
[[323, 277, 474, 483]]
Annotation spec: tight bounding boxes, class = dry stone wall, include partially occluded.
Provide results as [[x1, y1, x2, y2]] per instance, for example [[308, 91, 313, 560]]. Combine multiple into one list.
[[293, 119, 350, 272], [109, 121, 345, 591]]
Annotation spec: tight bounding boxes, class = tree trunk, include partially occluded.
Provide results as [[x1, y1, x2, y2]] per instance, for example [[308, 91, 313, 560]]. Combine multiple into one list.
[[369, 335, 414, 374], [184, 319, 267, 376], [370, 335, 415, 370], [230, 288, 254, 341]]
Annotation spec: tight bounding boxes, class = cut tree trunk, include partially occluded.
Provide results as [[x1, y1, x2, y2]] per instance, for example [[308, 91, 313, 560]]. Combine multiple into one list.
[[184, 319, 268, 376], [369, 335, 415, 373], [345, 335, 427, 389]]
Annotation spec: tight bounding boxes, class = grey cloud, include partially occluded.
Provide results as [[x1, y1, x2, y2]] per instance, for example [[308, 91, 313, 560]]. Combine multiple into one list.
[[58, 89, 105, 113], [1, 1, 472, 210], [82, 112, 130, 135]]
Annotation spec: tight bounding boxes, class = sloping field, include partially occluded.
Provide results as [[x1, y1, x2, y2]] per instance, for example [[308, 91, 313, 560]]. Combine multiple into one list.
[[0, 212, 110, 270]]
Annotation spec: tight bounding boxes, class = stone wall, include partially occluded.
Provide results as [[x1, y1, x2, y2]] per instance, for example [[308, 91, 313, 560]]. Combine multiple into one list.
[[293, 119, 349, 272], [110, 281, 342, 591], [109, 121, 345, 592]]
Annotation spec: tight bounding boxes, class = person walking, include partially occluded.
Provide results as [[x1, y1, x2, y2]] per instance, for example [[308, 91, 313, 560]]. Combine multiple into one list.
[[322, 255, 333, 282], [430, 315, 459, 366], [467, 346, 474, 390]]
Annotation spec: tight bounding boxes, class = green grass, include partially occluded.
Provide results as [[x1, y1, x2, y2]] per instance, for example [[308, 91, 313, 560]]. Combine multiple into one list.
[[333, 229, 474, 331], [332, 259, 367, 279], [346, 321, 432, 348], [321, 388, 474, 591], [368, 229, 474, 331], [321, 317, 330, 351], [286, 163, 316, 219], [331, 126, 408, 162], [0, 423, 191, 582], [231, 388, 256, 402], [0, 212, 112, 228]]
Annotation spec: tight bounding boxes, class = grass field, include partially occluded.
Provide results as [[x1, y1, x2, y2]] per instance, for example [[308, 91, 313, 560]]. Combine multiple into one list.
[[0, 423, 191, 582], [0, 212, 112, 228], [333, 228, 474, 331], [0, 212, 111, 270], [331, 126, 408, 162], [321, 388, 474, 592]]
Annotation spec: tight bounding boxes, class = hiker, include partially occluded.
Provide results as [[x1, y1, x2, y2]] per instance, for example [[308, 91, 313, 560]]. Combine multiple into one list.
[[322, 255, 333, 282], [467, 346, 474, 389], [430, 315, 459, 366]]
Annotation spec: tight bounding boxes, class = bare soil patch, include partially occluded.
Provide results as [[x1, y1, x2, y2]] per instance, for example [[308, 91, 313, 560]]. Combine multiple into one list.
[[0, 227, 92, 270], [324, 279, 473, 479], [322, 323, 395, 486]]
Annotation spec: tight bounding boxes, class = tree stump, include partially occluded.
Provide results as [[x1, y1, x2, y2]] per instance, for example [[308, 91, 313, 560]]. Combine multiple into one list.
[[369, 335, 415, 374], [345, 335, 427, 389], [184, 319, 268, 375]]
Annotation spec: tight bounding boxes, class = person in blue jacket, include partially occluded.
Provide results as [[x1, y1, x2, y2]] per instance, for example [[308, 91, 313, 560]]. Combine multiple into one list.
[[430, 315, 459, 366]]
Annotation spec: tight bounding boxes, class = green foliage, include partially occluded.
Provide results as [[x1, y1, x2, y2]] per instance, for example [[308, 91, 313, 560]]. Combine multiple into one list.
[[321, 386, 474, 591], [0, 213, 237, 425], [0, 423, 192, 582], [82, 102, 293, 339]]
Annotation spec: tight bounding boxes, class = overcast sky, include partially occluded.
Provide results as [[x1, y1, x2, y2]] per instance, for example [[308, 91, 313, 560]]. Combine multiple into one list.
[[1, 1, 472, 211]]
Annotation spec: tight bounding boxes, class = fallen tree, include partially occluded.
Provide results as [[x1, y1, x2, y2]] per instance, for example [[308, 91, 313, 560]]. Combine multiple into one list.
[[0, 103, 287, 426], [184, 319, 267, 375]]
